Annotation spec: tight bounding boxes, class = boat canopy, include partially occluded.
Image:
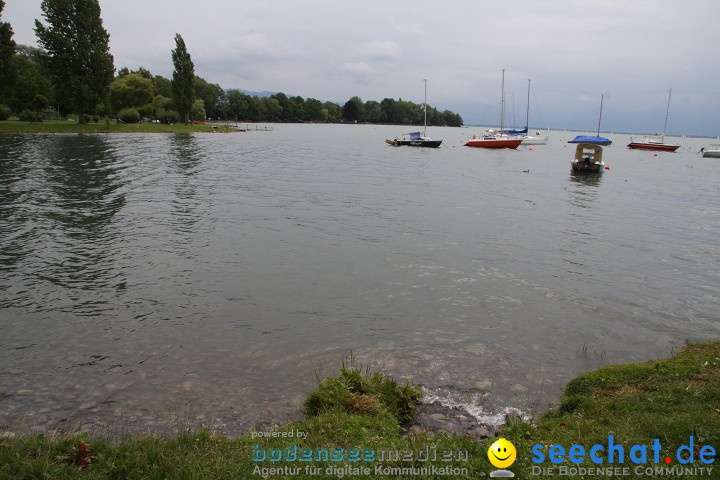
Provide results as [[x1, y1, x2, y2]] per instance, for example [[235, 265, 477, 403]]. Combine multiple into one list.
[[406, 132, 422, 140], [501, 127, 528, 135], [574, 143, 604, 162], [568, 135, 612, 145]]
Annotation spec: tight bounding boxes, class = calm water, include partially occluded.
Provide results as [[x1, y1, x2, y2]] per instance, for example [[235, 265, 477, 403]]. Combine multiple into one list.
[[1, 125, 719, 435]]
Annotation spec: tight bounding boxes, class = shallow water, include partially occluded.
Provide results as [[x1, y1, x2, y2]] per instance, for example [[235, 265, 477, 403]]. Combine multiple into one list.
[[1, 125, 719, 435]]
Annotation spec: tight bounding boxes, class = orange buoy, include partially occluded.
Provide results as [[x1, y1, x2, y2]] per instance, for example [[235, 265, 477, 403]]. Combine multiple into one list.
[[605, 165, 610, 170]]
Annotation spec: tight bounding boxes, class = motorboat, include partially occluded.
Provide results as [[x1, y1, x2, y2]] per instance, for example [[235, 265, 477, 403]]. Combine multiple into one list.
[[571, 143, 605, 173]]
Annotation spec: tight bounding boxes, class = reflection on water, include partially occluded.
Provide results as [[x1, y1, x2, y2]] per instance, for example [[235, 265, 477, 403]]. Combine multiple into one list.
[[1, 127, 719, 436], [42, 135, 126, 237]]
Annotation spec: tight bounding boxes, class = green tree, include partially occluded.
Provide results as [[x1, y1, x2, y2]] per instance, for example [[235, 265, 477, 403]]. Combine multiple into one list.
[[171, 33, 195, 124], [364, 100, 382, 123], [194, 76, 225, 119], [108, 73, 153, 113], [225, 89, 250, 120], [0, 0, 17, 103], [342, 98, 361, 122], [304, 98, 323, 122], [10, 46, 53, 114], [153, 75, 172, 98], [264, 97, 282, 121], [323, 101, 341, 122], [34, 0, 114, 124], [247, 96, 267, 121], [190, 99, 205, 122]]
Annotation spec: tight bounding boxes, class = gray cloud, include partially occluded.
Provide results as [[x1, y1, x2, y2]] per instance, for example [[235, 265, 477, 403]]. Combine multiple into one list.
[[5, 0, 720, 135]]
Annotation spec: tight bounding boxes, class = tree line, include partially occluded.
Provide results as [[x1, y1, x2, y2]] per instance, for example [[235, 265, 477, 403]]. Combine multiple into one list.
[[0, 0, 462, 127]]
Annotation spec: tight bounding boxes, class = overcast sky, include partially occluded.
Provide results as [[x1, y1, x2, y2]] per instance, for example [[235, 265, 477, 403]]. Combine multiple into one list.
[[4, 0, 720, 135]]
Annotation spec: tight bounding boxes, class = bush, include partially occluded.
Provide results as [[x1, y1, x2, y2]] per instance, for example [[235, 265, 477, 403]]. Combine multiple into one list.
[[118, 107, 141, 124], [156, 108, 180, 124], [31, 94, 49, 112], [0, 104, 12, 121], [191, 99, 206, 123], [303, 363, 422, 423], [138, 103, 154, 119], [18, 109, 43, 122], [91, 115, 100, 123]]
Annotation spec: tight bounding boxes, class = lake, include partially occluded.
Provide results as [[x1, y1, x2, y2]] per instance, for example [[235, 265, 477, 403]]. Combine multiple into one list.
[[1, 124, 719, 436]]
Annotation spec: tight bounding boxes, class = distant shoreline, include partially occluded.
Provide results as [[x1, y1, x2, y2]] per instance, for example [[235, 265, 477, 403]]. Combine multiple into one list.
[[2, 120, 717, 139]]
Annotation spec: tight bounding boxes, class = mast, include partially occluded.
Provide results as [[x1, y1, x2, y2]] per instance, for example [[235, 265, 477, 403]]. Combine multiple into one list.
[[662, 87, 672, 140], [423, 78, 427, 137], [597, 94, 604, 137], [500, 69, 505, 132], [525, 79, 531, 130]]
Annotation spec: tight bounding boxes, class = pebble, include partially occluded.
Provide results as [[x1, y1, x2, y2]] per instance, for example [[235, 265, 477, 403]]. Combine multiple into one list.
[[475, 380, 493, 390]]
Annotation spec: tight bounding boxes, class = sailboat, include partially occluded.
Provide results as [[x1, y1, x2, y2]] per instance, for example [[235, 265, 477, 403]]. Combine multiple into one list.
[[568, 94, 612, 145], [386, 79, 442, 148], [517, 79, 548, 145], [465, 69, 523, 149], [627, 88, 680, 152], [487, 80, 548, 145]]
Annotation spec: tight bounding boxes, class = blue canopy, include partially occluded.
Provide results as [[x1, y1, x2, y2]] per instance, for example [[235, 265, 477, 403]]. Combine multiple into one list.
[[501, 127, 528, 135], [407, 132, 422, 140], [568, 135, 612, 145]]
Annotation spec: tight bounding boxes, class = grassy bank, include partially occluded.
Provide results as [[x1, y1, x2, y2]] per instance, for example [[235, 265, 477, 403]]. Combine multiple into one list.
[[0, 119, 234, 134], [1, 342, 718, 479]]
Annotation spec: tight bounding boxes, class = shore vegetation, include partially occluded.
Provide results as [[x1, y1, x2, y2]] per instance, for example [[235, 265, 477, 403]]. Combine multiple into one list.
[[1, 341, 718, 479], [0, 2, 463, 130]]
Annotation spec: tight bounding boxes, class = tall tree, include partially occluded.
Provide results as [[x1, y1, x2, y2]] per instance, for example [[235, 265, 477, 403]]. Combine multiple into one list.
[[34, 0, 114, 124], [0, 0, 17, 103], [171, 34, 195, 124]]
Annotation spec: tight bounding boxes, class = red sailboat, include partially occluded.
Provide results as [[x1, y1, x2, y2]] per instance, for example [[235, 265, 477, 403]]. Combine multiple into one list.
[[627, 88, 680, 152], [465, 69, 522, 149]]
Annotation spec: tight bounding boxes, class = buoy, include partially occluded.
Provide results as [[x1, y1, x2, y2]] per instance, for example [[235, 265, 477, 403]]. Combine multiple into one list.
[[653, 153, 657, 156], [452, 145, 456, 148], [529, 147, 533, 150], [605, 165, 610, 170]]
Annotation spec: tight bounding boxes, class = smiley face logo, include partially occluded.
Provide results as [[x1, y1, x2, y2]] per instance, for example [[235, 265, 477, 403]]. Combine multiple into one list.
[[487, 438, 517, 469]]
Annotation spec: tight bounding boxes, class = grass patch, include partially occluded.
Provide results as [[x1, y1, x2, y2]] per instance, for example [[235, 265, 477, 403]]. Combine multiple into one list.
[[503, 341, 720, 478], [1, 342, 719, 479], [0, 119, 235, 134]]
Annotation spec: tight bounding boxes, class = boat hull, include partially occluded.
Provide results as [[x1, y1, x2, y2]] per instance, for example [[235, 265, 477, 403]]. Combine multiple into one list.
[[702, 149, 720, 158], [464, 138, 522, 149], [390, 139, 442, 148], [627, 142, 679, 152], [521, 136, 548, 145], [571, 160, 604, 173]]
